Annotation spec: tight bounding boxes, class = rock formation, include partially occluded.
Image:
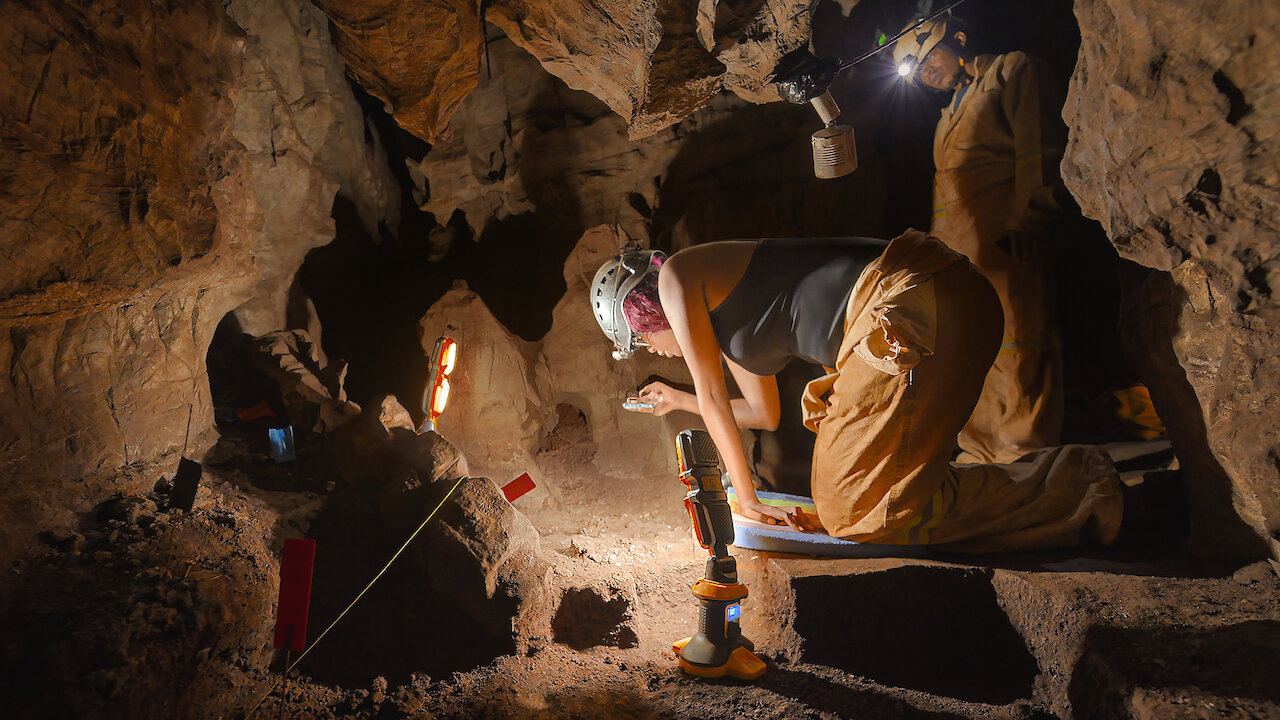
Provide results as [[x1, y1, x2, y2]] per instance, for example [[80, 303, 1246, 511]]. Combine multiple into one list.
[[251, 329, 361, 433], [0, 0, 252, 572], [222, 0, 400, 335], [313, 0, 486, 143], [417, 285, 559, 491], [1063, 0, 1280, 558], [313, 0, 812, 141]]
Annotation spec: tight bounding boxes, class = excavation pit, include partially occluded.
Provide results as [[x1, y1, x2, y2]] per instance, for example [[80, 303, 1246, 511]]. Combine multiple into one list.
[[552, 586, 639, 650], [754, 558, 1040, 705]]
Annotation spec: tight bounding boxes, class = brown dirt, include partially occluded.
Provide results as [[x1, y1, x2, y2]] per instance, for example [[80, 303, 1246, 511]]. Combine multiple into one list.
[[4, 423, 1280, 720]]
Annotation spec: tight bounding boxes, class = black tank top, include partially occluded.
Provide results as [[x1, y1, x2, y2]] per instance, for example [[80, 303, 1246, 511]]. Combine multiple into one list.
[[709, 237, 887, 375]]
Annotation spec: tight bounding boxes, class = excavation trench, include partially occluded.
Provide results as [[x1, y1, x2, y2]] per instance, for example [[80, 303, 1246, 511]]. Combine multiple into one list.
[[790, 565, 1040, 704]]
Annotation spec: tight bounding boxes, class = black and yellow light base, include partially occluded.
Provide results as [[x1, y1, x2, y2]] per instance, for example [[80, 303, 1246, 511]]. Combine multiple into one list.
[[671, 577, 766, 681], [672, 637, 766, 680]]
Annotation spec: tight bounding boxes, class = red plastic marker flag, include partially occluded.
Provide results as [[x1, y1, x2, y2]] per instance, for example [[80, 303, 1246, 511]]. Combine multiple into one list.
[[502, 472, 536, 503], [274, 538, 316, 652], [237, 401, 277, 422]]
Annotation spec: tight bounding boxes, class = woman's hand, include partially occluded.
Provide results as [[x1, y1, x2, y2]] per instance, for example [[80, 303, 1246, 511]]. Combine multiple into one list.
[[737, 499, 824, 533], [638, 381, 686, 417]]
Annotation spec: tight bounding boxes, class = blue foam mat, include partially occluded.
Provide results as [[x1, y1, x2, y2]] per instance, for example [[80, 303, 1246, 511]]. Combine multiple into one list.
[[725, 485, 928, 558]]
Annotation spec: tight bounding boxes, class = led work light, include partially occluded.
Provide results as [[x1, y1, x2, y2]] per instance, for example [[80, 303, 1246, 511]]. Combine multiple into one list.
[[419, 337, 458, 434]]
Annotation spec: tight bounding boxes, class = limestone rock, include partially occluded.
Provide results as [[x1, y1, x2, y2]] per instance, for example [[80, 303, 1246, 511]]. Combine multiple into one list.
[[418, 287, 558, 489], [416, 31, 676, 242], [222, 0, 400, 334], [326, 394, 468, 488], [486, 0, 725, 140], [312, 0, 486, 143], [486, 0, 813, 138], [0, 1, 258, 571], [1064, 0, 1280, 557], [418, 476, 554, 653], [700, 0, 811, 105], [252, 329, 361, 433], [0, 1, 240, 299], [315, 0, 811, 142]]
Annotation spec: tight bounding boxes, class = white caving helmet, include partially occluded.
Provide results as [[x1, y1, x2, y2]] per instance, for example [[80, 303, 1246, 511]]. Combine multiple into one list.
[[591, 247, 666, 360], [891, 16, 954, 82]]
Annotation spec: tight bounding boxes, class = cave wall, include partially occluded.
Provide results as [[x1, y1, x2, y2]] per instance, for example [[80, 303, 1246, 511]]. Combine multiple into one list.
[[1063, 0, 1280, 558], [222, 0, 399, 335], [405, 21, 900, 494], [418, 226, 697, 496], [0, 0, 398, 572], [312, 0, 486, 143], [0, 1, 253, 572]]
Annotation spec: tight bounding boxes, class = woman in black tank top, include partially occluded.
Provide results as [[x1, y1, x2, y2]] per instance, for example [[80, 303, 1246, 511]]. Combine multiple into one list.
[[617, 238, 886, 532], [599, 233, 1121, 554]]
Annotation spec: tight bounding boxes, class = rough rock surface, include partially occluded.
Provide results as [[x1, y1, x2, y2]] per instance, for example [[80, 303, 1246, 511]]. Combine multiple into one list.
[[326, 393, 468, 487], [312, 0, 486, 143], [313, 0, 811, 141], [252, 329, 361, 433], [486, 0, 812, 138], [417, 285, 559, 490], [222, 0, 400, 334], [417, 227, 696, 502], [416, 32, 661, 243], [1063, 0, 1280, 557], [418, 476, 555, 655], [0, 0, 253, 572]]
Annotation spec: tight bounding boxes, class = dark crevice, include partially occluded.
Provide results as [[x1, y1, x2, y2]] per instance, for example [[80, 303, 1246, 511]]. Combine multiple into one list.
[[793, 567, 1039, 704], [552, 588, 637, 650], [1147, 52, 1167, 80], [1069, 622, 1280, 716], [1212, 70, 1251, 125], [1184, 168, 1221, 217]]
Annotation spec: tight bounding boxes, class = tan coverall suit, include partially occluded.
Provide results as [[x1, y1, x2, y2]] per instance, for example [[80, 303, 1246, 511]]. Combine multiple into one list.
[[932, 52, 1067, 464], [802, 230, 1122, 552]]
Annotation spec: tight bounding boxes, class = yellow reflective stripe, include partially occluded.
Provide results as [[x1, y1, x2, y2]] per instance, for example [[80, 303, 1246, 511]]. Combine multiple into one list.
[[917, 488, 946, 545], [932, 206, 947, 217], [904, 487, 945, 545]]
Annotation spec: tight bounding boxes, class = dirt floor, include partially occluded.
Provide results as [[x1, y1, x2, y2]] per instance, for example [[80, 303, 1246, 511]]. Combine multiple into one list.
[[5, 416, 1280, 720]]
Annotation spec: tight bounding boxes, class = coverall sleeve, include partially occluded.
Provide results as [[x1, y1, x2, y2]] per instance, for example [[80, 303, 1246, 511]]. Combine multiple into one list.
[[1000, 53, 1068, 234]]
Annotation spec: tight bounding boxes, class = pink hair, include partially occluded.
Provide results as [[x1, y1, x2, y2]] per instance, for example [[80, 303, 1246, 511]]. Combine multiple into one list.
[[621, 256, 669, 334]]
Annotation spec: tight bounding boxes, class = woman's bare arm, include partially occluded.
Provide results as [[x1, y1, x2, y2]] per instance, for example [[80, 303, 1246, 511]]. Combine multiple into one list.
[[659, 255, 812, 530], [637, 369, 779, 432], [723, 358, 781, 432]]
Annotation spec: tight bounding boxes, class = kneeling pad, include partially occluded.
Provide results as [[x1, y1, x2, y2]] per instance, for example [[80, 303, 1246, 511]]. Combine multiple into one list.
[[724, 484, 927, 558]]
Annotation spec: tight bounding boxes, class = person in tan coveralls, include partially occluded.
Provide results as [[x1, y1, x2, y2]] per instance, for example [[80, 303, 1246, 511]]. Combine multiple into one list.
[[894, 16, 1068, 464], [594, 229, 1123, 553]]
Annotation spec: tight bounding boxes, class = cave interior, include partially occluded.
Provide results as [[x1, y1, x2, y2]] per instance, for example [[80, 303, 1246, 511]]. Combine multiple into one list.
[[2, 0, 1279, 719]]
